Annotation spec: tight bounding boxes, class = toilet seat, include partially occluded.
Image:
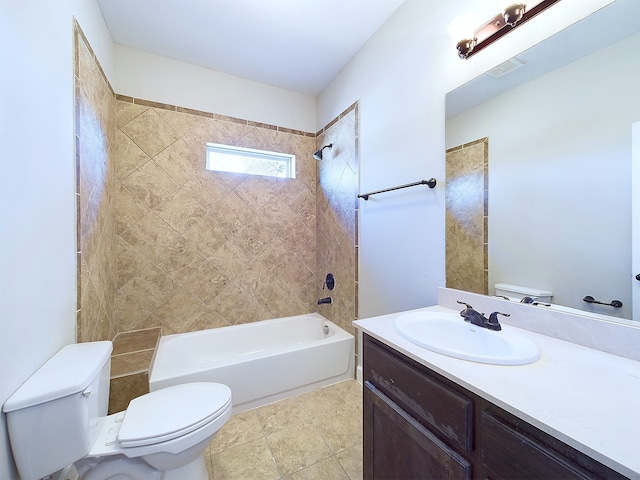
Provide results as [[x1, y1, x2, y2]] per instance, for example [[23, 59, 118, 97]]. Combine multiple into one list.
[[85, 381, 232, 461], [117, 383, 232, 448]]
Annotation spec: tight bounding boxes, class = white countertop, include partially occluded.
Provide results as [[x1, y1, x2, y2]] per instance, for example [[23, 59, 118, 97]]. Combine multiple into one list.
[[354, 305, 640, 479]]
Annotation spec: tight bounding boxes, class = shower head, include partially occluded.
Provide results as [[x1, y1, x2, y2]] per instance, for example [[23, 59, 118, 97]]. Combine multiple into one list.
[[313, 143, 333, 161]]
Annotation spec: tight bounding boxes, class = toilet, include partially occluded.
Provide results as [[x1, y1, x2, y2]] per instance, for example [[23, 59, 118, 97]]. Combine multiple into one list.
[[3, 341, 232, 480]]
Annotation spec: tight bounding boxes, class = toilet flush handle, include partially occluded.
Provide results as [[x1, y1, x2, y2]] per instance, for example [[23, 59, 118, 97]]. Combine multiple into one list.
[[82, 387, 93, 397]]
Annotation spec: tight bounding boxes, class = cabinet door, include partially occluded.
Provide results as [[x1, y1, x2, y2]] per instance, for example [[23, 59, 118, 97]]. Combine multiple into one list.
[[364, 381, 471, 480], [481, 412, 594, 480]]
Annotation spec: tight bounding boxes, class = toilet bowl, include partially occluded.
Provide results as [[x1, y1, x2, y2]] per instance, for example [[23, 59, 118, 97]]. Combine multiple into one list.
[[77, 382, 232, 480], [3, 341, 232, 480]]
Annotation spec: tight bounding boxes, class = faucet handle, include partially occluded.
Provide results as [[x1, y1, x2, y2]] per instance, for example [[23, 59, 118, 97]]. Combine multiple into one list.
[[488, 311, 510, 324], [456, 300, 475, 317], [456, 300, 473, 308]]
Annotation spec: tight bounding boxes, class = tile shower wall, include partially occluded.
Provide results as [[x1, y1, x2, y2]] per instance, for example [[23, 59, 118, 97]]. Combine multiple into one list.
[[316, 104, 359, 336], [74, 22, 118, 342], [114, 99, 318, 333], [445, 138, 488, 295], [75, 22, 358, 340]]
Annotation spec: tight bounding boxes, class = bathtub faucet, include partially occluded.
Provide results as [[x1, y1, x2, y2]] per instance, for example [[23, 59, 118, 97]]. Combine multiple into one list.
[[318, 297, 332, 305]]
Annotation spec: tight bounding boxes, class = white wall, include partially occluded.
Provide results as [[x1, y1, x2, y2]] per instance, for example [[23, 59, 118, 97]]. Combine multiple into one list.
[[0, 2, 113, 478], [316, 0, 614, 318], [114, 45, 317, 133], [447, 34, 640, 319], [110, 0, 615, 319]]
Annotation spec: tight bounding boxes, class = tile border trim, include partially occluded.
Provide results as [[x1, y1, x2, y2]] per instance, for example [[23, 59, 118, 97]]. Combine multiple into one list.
[[316, 101, 359, 137], [116, 94, 316, 138]]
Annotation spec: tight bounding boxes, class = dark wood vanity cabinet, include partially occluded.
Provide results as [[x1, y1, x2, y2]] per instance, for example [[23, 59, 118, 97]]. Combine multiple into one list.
[[362, 334, 627, 480]]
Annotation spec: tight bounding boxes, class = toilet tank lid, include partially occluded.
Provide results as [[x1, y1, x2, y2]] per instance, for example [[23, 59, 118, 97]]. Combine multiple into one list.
[[494, 283, 553, 297], [3, 341, 112, 413]]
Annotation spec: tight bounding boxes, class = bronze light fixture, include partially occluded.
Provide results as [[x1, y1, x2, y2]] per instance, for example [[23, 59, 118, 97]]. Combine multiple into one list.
[[455, 0, 562, 60]]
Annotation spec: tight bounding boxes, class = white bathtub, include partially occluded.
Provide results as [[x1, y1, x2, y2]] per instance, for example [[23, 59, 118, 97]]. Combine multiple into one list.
[[149, 313, 355, 412]]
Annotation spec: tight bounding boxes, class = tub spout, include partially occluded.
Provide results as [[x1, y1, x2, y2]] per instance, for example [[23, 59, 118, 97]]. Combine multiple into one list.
[[318, 297, 332, 305]]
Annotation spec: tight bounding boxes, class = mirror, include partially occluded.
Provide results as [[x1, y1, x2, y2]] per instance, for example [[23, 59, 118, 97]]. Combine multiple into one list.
[[445, 0, 640, 321]]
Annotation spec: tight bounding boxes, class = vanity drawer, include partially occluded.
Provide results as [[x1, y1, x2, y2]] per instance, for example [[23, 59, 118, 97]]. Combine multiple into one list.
[[480, 411, 627, 480], [363, 334, 474, 453]]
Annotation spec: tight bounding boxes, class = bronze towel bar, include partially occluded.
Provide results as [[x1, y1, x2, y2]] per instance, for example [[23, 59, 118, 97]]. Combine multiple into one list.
[[358, 178, 436, 201]]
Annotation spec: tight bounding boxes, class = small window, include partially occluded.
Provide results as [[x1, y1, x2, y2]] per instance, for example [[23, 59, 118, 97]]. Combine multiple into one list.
[[206, 143, 295, 179]]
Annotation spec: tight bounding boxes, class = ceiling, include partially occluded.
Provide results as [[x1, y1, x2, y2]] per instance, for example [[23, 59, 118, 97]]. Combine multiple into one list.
[[97, 0, 406, 96]]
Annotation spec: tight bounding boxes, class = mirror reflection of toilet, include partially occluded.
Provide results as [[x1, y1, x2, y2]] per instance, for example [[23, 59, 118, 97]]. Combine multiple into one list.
[[3, 341, 232, 480]]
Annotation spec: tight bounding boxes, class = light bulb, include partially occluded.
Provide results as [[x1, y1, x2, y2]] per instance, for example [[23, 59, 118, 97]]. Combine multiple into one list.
[[503, 3, 526, 26]]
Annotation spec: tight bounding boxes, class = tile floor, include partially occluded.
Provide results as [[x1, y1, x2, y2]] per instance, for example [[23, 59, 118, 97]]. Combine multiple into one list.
[[203, 379, 363, 480]]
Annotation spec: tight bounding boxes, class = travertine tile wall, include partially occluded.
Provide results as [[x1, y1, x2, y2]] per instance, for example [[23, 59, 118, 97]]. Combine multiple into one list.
[[445, 138, 488, 295], [114, 99, 318, 334], [74, 22, 358, 340], [316, 104, 359, 336], [74, 21, 118, 343]]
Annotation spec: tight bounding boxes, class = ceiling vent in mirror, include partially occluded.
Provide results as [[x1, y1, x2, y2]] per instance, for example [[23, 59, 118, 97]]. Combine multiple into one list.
[[485, 57, 525, 78]]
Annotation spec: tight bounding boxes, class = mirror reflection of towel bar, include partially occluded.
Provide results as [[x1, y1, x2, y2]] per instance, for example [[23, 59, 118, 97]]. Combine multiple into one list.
[[583, 296, 623, 308]]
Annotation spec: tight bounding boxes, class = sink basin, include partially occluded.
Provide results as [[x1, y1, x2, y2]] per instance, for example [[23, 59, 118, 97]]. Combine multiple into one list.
[[394, 311, 539, 365]]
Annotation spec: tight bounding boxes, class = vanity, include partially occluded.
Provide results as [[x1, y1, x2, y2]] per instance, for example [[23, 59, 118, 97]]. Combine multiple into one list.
[[354, 290, 640, 480]]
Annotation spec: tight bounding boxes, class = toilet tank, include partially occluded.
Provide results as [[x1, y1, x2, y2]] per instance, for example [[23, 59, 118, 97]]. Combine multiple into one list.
[[2, 341, 112, 480], [495, 283, 553, 303]]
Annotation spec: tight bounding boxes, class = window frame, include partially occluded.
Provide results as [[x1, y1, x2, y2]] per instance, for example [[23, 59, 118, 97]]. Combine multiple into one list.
[[205, 142, 296, 179]]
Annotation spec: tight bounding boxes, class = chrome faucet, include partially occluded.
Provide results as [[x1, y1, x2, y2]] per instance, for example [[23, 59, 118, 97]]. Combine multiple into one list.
[[456, 301, 509, 331]]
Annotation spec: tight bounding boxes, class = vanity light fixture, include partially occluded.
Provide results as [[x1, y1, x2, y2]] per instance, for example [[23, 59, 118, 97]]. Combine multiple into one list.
[[453, 0, 562, 60]]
